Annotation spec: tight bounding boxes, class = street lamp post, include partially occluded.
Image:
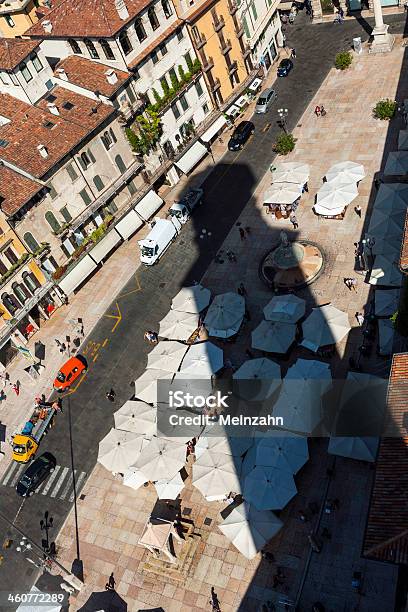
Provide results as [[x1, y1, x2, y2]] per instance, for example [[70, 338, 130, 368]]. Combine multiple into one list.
[[40, 511, 53, 556], [278, 108, 288, 134]]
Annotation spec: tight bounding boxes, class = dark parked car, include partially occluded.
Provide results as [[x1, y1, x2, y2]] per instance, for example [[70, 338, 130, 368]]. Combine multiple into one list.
[[277, 59, 294, 77], [228, 121, 255, 151], [16, 452, 56, 497]]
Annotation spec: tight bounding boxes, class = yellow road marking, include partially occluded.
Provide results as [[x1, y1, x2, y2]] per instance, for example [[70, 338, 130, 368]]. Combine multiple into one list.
[[102, 338, 108, 347], [118, 274, 142, 299], [63, 371, 87, 397], [104, 301, 122, 333], [93, 354, 98, 363]]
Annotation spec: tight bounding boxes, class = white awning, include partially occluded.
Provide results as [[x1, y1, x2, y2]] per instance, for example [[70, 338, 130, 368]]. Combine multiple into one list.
[[174, 141, 208, 174], [279, 0, 293, 9], [134, 190, 163, 221], [57, 255, 97, 295], [225, 104, 241, 118], [201, 116, 227, 143], [89, 230, 121, 264], [114, 209, 143, 240], [248, 78, 262, 92]]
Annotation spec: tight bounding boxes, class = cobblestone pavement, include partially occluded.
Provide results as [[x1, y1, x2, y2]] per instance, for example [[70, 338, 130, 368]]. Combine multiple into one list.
[[55, 20, 406, 612]]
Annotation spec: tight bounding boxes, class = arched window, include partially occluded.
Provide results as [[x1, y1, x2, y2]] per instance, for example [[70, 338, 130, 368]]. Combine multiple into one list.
[[12, 282, 28, 305], [148, 7, 159, 30], [84, 39, 99, 59], [22, 271, 40, 294], [115, 154, 126, 173], [162, 0, 173, 18], [110, 128, 117, 143], [101, 131, 113, 150], [100, 39, 115, 60], [19, 61, 32, 83], [45, 211, 61, 233], [93, 175, 105, 192], [119, 31, 132, 56], [23, 232, 40, 253], [80, 151, 91, 169], [134, 18, 147, 42], [69, 40, 82, 54], [2, 292, 20, 315]]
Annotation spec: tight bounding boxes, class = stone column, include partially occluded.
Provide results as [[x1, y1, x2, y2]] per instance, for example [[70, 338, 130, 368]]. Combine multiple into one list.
[[311, 0, 323, 20], [369, 0, 394, 52]]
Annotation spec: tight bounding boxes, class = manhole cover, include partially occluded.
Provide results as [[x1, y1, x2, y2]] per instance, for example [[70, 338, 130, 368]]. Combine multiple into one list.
[[204, 517, 212, 526]]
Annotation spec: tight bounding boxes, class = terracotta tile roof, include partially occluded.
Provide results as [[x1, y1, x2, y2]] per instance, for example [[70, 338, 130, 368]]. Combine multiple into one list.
[[184, 0, 217, 22], [0, 38, 40, 70], [400, 209, 408, 273], [0, 165, 43, 217], [0, 91, 114, 178], [54, 55, 131, 98], [27, 0, 154, 38], [363, 353, 408, 565], [129, 19, 182, 68]]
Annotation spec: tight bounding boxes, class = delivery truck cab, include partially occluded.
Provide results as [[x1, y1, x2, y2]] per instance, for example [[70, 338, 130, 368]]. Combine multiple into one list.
[[138, 217, 181, 265], [168, 188, 204, 224]]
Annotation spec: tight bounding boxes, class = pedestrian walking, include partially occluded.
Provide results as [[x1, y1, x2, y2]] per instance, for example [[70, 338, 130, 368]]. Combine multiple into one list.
[[344, 278, 352, 290], [354, 204, 362, 217], [303, 182, 309, 193], [404, 0, 408, 12], [238, 282, 247, 296], [291, 48, 296, 59], [55, 338, 62, 348], [320, 105, 326, 116], [349, 278, 357, 292], [339, 6, 344, 18], [239, 227, 246, 241], [12, 382, 20, 396], [355, 312, 365, 326], [289, 213, 299, 229], [374, 178, 383, 190], [314, 105, 321, 117], [210, 586, 221, 612], [106, 388, 116, 402], [105, 572, 116, 591], [60, 342, 67, 354], [144, 330, 158, 344], [0, 389, 6, 405]]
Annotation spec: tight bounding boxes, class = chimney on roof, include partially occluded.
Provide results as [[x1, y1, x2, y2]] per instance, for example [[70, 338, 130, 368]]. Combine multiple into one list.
[[42, 20, 53, 33], [47, 102, 60, 116], [56, 67, 68, 81], [37, 144, 49, 159], [115, 0, 129, 20], [105, 69, 118, 85]]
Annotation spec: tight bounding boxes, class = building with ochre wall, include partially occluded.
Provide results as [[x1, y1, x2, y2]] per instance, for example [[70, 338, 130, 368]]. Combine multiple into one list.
[[0, 0, 46, 37]]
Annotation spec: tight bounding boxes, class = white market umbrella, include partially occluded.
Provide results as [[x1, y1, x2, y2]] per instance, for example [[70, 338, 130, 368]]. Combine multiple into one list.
[[244, 465, 297, 510], [180, 342, 223, 376], [147, 341, 187, 373], [316, 181, 358, 211], [328, 436, 378, 462], [384, 151, 408, 175], [313, 203, 346, 217], [263, 182, 303, 205], [134, 436, 186, 481], [325, 161, 365, 183], [263, 294, 306, 323], [134, 369, 173, 404], [243, 432, 309, 475], [374, 289, 400, 316], [114, 400, 157, 437], [373, 183, 408, 212], [233, 358, 281, 401], [272, 379, 327, 434], [378, 319, 395, 355], [123, 467, 148, 491], [369, 254, 403, 287], [219, 502, 282, 559], [204, 292, 245, 338], [301, 305, 351, 352], [192, 450, 242, 498], [196, 435, 253, 458], [252, 320, 296, 353], [154, 472, 185, 499], [98, 428, 146, 473], [159, 310, 198, 341], [170, 372, 214, 398], [286, 358, 332, 382], [271, 162, 310, 185], [171, 284, 211, 314]]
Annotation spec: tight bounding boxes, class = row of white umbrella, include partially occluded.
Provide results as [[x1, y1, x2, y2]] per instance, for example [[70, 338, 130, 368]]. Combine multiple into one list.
[[265, 162, 310, 206], [314, 161, 365, 217]]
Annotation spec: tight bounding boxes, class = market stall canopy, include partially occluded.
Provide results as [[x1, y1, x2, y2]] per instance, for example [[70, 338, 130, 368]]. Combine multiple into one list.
[[369, 237, 401, 257], [200, 116, 227, 143], [114, 400, 157, 437], [98, 428, 148, 473], [218, 502, 283, 559], [368, 214, 404, 242], [170, 372, 214, 399], [233, 357, 281, 401], [171, 284, 211, 314], [372, 182, 408, 212], [159, 310, 198, 341], [174, 141, 208, 174], [252, 320, 296, 353], [179, 341, 223, 376], [134, 436, 186, 481], [196, 435, 253, 458], [192, 450, 242, 498], [398, 129, 408, 150], [263, 294, 306, 323], [123, 466, 148, 491], [147, 341, 187, 373], [204, 292, 245, 338], [244, 465, 297, 510], [272, 378, 329, 434], [313, 203, 346, 217], [328, 436, 379, 462], [263, 182, 303, 205], [325, 161, 365, 183], [248, 77, 262, 92], [301, 305, 351, 352], [134, 369, 173, 404], [154, 472, 185, 499], [378, 319, 395, 355], [316, 180, 358, 210], [369, 206, 406, 230], [270, 162, 310, 185], [374, 288, 400, 316], [369, 254, 403, 287], [286, 358, 332, 383], [384, 151, 408, 175], [242, 431, 309, 475]]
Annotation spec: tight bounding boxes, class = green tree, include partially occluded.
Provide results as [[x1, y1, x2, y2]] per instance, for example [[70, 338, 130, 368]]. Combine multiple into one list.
[[126, 109, 162, 156], [273, 133, 296, 155], [334, 51, 352, 71], [170, 71, 180, 92], [373, 99, 397, 120], [152, 88, 161, 105], [178, 65, 186, 84]]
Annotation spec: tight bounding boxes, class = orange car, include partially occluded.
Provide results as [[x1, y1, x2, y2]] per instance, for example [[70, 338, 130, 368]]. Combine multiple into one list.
[[53, 355, 87, 392]]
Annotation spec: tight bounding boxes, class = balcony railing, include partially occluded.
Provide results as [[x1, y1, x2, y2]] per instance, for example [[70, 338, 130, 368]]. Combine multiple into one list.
[[212, 14, 225, 32], [194, 32, 207, 49], [228, 60, 238, 75], [235, 24, 244, 38], [228, 0, 238, 15], [202, 56, 214, 72], [220, 38, 232, 55], [241, 45, 252, 59], [210, 77, 221, 92], [0, 253, 32, 292]]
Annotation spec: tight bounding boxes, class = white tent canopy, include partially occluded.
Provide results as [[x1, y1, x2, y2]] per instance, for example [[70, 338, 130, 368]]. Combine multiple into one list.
[[243, 432, 309, 475], [252, 320, 296, 353], [171, 284, 211, 314], [204, 292, 245, 338], [219, 502, 283, 559], [154, 472, 185, 499], [271, 162, 310, 185], [316, 180, 358, 211], [369, 255, 403, 287], [244, 465, 297, 510], [114, 400, 157, 437], [192, 450, 242, 498], [301, 305, 351, 352], [328, 436, 379, 462], [123, 466, 148, 491], [263, 182, 303, 204], [159, 310, 198, 341], [134, 437, 186, 481], [98, 428, 147, 473], [174, 141, 208, 174], [134, 369, 173, 404], [263, 294, 306, 323], [374, 289, 400, 316], [384, 151, 408, 175], [325, 161, 365, 183], [180, 341, 223, 376], [233, 357, 281, 401], [147, 341, 187, 373]]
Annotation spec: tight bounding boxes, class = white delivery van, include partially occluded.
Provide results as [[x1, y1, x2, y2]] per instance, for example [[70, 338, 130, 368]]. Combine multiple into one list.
[[138, 217, 181, 265], [168, 188, 204, 224]]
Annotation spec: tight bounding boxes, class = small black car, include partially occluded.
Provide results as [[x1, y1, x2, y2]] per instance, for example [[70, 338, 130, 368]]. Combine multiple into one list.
[[277, 59, 294, 77], [16, 452, 57, 497], [228, 121, 255, 152]]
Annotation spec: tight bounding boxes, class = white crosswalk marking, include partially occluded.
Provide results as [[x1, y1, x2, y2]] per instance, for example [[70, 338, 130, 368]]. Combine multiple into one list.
[[50, 467, 69, 498], [40, 466, 61, 495], [1, 462, 20, 486], [10, 464, 25, 487], [69, 471, 87, 502], [59, 471, 74, 500]]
